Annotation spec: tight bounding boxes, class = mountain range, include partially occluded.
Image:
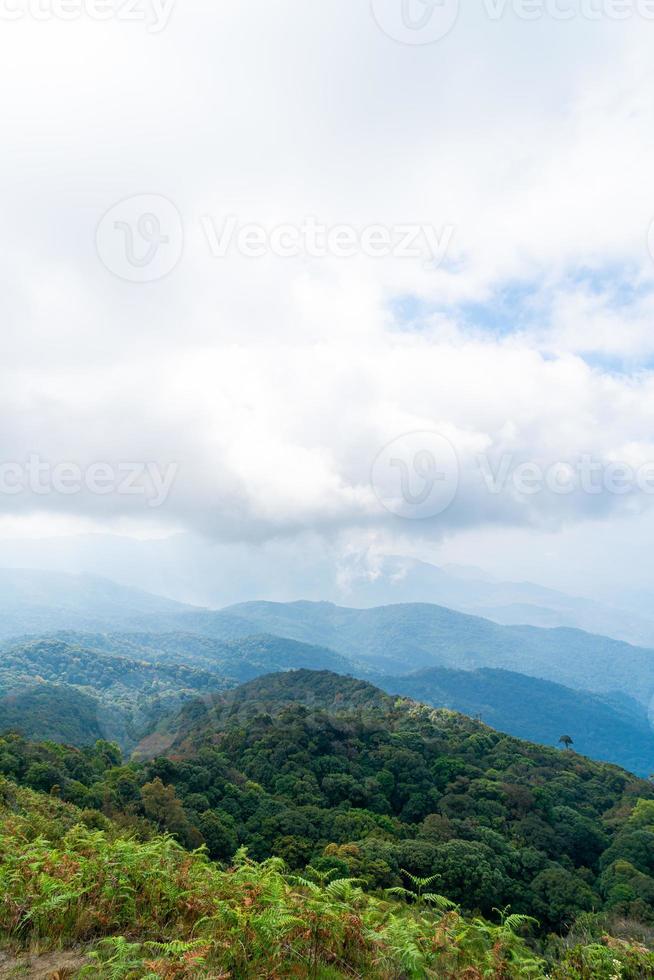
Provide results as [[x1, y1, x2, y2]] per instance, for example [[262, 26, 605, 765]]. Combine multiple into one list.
[[0, 567, 653, 776], [0, 567, 195, 638], [374, 666, 654, 777], [148, 598, 654, 710], [2, 533, 654, 647]]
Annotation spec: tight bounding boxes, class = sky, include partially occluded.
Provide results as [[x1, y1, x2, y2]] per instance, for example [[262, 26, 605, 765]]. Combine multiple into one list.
[[2, 0, 654, 603]]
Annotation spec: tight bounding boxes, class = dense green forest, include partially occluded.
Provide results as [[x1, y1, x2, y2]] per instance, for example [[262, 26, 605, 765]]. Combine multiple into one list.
[[4, 672, 654, 936], [0, 684, 104, 746], [61, 630, 354, 676], [3, 669, 654, 974], [0, 634, 351, 748], [4, 776, 654, 977], [0, 637, 225, 748], [374, 666, 654, 776], [4, 624, 654, 776]]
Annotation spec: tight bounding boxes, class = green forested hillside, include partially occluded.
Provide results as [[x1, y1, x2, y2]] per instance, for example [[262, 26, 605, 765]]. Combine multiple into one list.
[[4, 670, 654, 939], [5, 775, 653, 978], [0, 637, 226, 748], [51, 629, 356, 679], [0, 684, 104, 746], [374, 666, 654, 777], [134, 669, 393, 757], [3, 625, 654, 779], [4, 669, 654, 975], [0, 633, 356, 748], [168, 600, 654, 706], [0, 637, 221, 696]]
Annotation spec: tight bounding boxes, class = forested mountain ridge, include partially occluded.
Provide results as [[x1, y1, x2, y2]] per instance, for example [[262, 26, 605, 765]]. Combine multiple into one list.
[[0, 633, 357, 749], [0, 636, 226, 748], [7, 668, 650, 936], [134, 669, 392, 758], [0, 684, 104, 746], [3, 623, 654, 776], [334, 554, 654, 649], [373, 666, 654, 777], [0, 636, 220, 693], [159, 599, 654, 706], [3, 569, 654, 711], [45, 629, 357, 678], [2, 574, 654, 779]]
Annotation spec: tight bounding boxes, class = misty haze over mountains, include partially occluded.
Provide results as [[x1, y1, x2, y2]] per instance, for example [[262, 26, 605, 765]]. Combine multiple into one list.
[[2, 531, 654, 649]]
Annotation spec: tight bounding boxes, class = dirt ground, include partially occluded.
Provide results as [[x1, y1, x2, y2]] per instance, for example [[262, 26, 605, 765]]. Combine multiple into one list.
[[0, 950, 89, 979]]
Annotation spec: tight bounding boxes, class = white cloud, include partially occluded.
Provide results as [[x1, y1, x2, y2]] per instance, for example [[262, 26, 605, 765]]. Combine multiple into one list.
[[1, 1, 654, 593]]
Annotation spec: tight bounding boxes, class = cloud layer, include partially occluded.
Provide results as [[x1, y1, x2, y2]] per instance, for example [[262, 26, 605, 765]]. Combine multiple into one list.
[[2, 1, 654, 587]]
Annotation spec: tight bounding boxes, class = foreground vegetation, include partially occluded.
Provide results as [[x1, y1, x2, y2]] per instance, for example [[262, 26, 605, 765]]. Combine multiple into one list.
[[4, 671, 654, 932], [3, 669, 654, 976], [1, 777, 653, 978]]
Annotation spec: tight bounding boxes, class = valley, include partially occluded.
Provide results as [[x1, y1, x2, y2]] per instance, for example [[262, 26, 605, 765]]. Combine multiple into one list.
[[2, 570, 654, 976]]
